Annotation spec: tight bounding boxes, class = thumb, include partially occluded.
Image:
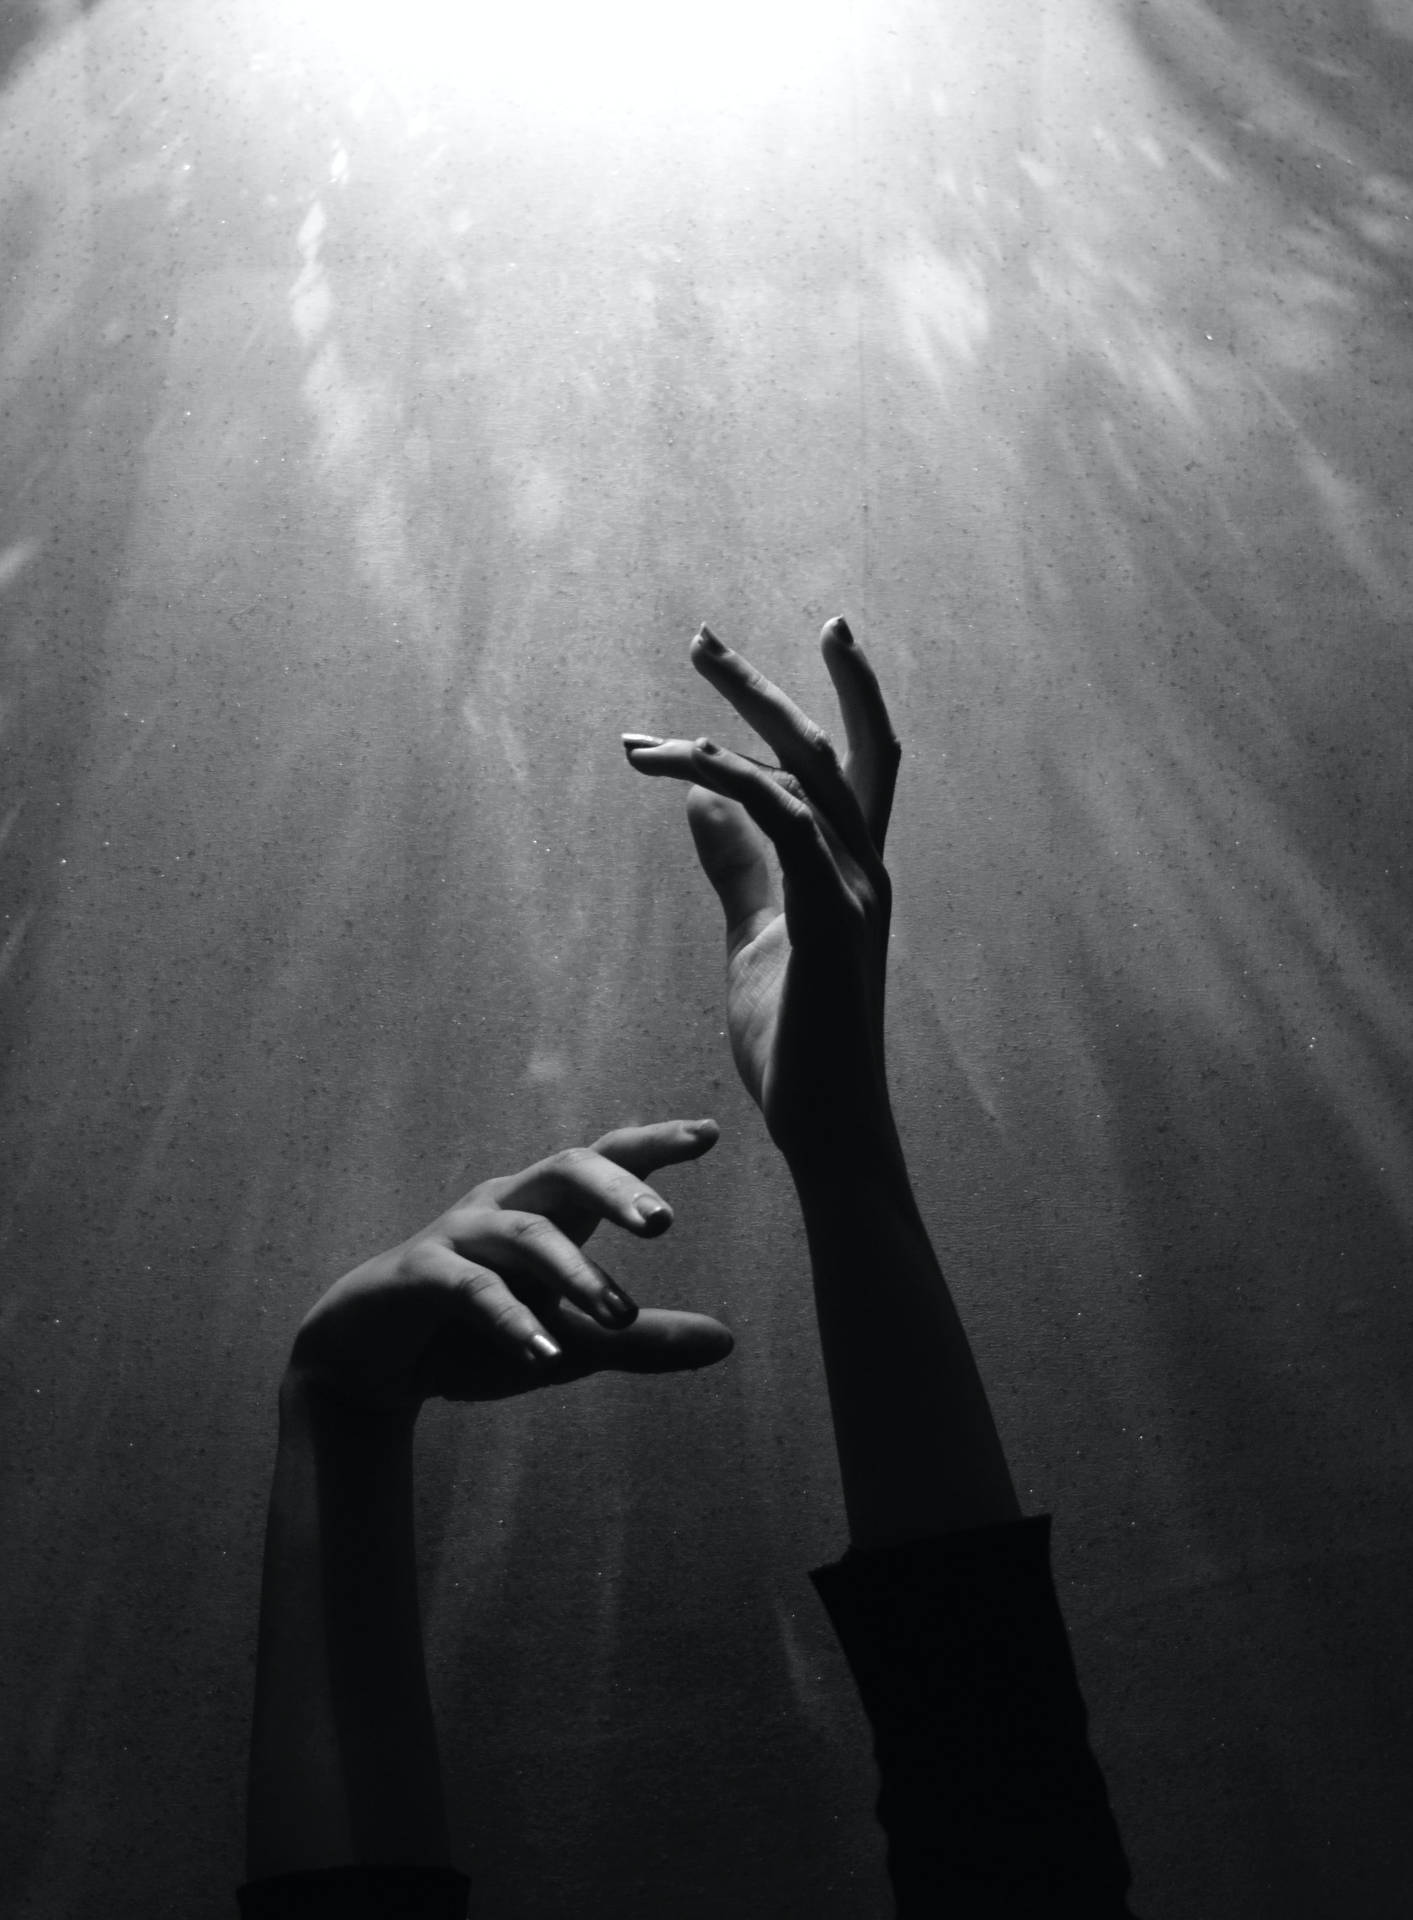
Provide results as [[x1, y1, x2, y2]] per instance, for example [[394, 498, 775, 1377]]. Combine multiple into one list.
[[566, 1305, 735, 1374], [686, 785, 775, 953]]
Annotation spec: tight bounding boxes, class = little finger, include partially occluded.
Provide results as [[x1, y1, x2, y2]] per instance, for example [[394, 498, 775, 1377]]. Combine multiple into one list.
[[416, 1240, 565, 1367]]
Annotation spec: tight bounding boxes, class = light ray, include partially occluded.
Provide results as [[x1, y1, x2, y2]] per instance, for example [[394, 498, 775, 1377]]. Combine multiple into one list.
[[268, 0, 874, 126]]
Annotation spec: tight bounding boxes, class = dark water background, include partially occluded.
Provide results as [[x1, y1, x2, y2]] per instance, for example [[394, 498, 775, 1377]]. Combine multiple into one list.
[[3, 0, 1412, 1912]]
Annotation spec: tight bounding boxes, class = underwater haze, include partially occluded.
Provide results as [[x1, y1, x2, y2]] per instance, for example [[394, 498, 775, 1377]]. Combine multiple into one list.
[[3, 0, 1413, 1913]]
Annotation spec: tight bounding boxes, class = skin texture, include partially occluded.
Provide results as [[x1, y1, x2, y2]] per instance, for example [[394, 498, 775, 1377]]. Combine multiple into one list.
[[623, 618, 899, 1170], [626, 619, 1019, 1547], [247, 615, 1020, 1886], [287, 1119, 734, 1409], [245, 1122, 732, 1882]]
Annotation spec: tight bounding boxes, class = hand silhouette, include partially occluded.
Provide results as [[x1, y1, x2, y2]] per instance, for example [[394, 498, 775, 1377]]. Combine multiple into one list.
[[625, 618, 901, 1169], [289, 1119, 732, 1411]]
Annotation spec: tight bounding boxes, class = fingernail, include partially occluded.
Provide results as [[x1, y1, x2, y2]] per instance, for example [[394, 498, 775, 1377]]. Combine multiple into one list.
[[633, 1196, 672, 1232], [696, 625, 727, 655], [622, 732, 663, 754], [598, 1284, 637, 1326], [694, 737, 720, 756], [828, 616, 854, 645], [527, 1332, 562, 1362]]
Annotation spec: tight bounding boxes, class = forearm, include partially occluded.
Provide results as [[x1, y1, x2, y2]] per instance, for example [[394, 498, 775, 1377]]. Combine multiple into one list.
[[787, 1119, 1020, 1550], [245, 1373, 449, 1882]]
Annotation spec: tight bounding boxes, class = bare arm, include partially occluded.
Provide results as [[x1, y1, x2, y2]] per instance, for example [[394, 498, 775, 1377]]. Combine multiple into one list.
[[626, 620, 1018, 1548], [626, 623, 1137, 1914], [789, 1150, 1019, 1546], [246, 1387, 444, 1881], [244, 1122, 732, 1884]]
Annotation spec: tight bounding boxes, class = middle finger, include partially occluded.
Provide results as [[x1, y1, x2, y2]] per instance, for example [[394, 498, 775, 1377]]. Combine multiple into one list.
[[689, 626, 881, 875], [453, 1207, 639, 1329], [489, 1143, 681, 1240]]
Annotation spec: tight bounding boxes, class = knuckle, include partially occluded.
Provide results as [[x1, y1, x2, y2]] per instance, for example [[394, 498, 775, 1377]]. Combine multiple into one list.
[[392, 1244, 427, 1286], [488, 1297, 528, 1335], [784, 801, 821, 843]]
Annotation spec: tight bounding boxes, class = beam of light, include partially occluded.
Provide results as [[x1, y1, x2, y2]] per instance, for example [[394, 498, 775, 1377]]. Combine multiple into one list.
[[268, 0, 873, 126]]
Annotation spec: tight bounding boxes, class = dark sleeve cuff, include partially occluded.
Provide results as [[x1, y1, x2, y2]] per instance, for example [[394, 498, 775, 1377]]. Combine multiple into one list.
[[811, 1515, 1135, 1916], [236, 1862, 471, 1918]]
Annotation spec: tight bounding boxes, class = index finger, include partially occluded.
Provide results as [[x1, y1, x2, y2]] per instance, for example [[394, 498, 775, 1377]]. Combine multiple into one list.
[[587, 1116, 720, 1180], [688, 627, 880, 876]]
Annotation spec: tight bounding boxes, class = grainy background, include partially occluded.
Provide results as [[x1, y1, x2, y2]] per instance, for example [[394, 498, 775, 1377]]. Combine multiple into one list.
[[3, 0, 1412, 1913]]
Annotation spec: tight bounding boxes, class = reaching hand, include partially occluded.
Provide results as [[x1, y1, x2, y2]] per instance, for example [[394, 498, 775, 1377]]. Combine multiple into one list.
[[623, 618, 901, 1169], [288, 1119, 732, 1412]]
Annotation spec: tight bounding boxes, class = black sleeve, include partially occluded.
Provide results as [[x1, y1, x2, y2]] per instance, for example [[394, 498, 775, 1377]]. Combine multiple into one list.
[[236, 1862, 471, 1918], [810, 1514, 1138, 1919]]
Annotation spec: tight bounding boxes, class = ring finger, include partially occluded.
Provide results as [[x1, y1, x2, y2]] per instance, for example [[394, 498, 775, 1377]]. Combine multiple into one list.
[[416, 1241, 566, 1366], [456, 1208, 639, 1329]]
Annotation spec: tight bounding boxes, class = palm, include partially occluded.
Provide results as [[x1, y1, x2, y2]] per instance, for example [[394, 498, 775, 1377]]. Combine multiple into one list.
[[626, 615, 900, 1158], [299, 1122, 733, 1410], [723, 912, 789, 1113]]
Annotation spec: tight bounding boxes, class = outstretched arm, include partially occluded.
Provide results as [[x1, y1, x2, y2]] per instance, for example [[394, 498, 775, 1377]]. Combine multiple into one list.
[[245, 1380, 446, 1883], [790, 1150, 1020, 1546], [625, 621, 1018, 1548], [244, 1121, 731, 1891], [626, 625, 1136, 1915]]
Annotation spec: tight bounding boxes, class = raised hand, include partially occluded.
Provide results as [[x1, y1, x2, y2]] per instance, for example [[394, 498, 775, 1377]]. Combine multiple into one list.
[[288, 1119, 732, 1411], [623, 619, 902, 1170]]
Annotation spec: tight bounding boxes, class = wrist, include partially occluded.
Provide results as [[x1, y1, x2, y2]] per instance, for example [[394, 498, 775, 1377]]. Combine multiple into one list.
[[781, 1104, 912, 1205], [278, 1362, 420, 1446]]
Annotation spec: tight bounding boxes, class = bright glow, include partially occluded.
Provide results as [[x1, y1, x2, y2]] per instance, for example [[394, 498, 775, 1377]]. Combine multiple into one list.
[[276, 0, 869, 125]]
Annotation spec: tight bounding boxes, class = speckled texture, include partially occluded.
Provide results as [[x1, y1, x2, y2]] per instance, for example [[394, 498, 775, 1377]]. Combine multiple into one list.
[[3, 1, 1412, 1914]]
